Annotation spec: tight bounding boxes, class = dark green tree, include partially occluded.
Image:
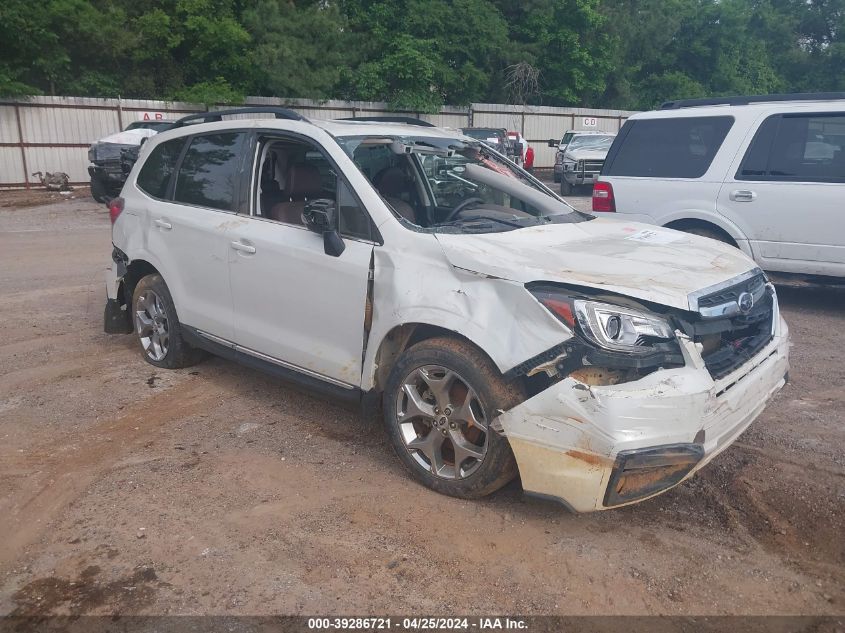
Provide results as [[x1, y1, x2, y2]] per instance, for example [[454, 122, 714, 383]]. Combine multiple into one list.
[[342, 0, 510, 111], [243, 0, 353, 100]]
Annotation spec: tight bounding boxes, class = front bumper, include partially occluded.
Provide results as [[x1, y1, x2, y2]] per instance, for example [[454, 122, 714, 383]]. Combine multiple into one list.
[[88, 164, 126, 184], [497, 316, 789, 512], [563, 166, 601, 186]]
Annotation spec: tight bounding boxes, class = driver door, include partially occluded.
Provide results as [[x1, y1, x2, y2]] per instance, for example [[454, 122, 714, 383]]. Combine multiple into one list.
[[227, 132, 376, 388]]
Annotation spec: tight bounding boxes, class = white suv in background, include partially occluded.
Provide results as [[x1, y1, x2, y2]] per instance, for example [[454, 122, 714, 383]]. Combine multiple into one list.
[[103, 108, 789, 512], [593, 93, 845, 279]]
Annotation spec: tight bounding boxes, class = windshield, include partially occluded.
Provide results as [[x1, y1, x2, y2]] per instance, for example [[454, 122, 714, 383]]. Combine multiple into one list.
[[338, 134, 589, 234], [567, 135, 615, 150]]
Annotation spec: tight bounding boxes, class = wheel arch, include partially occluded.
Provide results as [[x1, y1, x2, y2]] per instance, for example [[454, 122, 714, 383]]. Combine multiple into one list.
[[663, 218, 738, 247], [122, 259, 162, 307], [368, 323, 499, 394], [658, 209, 749, 245]]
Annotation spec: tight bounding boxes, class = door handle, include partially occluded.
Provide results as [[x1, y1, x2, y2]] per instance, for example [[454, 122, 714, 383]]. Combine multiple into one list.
[[730, 190, 757, 202], [230, 241, 256, 254], [154, 218, 172, 230]]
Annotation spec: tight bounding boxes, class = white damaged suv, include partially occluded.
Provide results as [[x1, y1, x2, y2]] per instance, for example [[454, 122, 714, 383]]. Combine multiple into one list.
[[104, 108, 789, 512]]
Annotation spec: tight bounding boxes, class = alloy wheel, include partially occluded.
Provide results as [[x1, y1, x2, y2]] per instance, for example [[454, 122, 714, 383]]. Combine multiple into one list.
[[135, 290, 169, 361], [396, 365, 488, 479]]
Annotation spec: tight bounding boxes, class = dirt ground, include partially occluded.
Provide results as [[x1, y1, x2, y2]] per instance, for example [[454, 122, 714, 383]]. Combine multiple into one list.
[[0, 192, 842, 618]]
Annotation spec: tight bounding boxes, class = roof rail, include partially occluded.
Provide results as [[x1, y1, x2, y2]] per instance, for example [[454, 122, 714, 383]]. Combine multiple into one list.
[[660, 92, 845, 110], [336, 116, 435, 127], [171, 107, 307, 128]]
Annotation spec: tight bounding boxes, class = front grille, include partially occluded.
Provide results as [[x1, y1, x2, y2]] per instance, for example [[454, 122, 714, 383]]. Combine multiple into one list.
[[582, 160, 604, 174], [692, 274, 774, 381], [697, 273, 766, 309]]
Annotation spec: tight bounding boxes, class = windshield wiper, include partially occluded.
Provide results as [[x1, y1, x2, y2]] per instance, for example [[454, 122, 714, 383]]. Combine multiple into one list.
[[436, 214, 528, 229]]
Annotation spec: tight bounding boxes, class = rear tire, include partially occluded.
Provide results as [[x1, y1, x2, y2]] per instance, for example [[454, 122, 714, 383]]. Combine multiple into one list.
[[131, 274, 205, 369], [383, 337, 524, 499], [680, 225, 735, 246], [90, 175, 107, 203]]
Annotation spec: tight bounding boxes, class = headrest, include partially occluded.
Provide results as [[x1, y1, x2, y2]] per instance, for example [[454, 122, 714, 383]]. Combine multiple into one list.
[[374, 167, 407, 197], [287, 163, 322, 199]]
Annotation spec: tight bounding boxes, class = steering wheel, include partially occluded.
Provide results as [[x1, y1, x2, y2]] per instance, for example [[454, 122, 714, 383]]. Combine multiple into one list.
[[444, 197, 485, 222]]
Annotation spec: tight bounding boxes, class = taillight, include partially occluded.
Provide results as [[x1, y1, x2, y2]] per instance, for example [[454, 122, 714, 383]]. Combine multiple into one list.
[[592, 181, 615, 212], [108, 197, 125, 224]]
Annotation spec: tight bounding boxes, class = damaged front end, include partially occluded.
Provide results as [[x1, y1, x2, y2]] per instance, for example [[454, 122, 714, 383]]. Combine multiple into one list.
[[497, 270, 789, 512]]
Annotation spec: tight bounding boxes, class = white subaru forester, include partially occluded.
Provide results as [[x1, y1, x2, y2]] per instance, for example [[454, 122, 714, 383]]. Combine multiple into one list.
[[104, 108, 790, 512]]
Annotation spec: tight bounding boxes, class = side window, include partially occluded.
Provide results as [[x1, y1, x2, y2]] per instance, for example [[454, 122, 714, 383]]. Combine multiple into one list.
[[254, 136, 377, 241], [604, 116, 734, 178], [736, 116, 778, 178], [738, 113, 845, 182], [174, 132, 246, 211], [136, 137, 186, 199]]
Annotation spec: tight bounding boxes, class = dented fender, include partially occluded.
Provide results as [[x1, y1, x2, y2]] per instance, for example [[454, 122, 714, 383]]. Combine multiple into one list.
[[361, 243, 572, 392]]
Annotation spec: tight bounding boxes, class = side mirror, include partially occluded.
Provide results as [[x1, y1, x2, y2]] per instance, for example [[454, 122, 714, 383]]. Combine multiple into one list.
[[303, 199, 345, 257], [547, 139, 558, 148]]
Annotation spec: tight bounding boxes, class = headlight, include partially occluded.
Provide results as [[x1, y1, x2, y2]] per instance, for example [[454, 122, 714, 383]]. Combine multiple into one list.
[[573, 300, 674, 352], [88, 146, 96, 162], [576, 160, 584, 170], [531, 290, 676, 353]]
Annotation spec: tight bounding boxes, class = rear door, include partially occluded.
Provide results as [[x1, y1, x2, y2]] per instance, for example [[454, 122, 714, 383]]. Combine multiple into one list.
[[141, 131, 248, 341], [600, 116, 734, 226], [718, 111, 845, 274]]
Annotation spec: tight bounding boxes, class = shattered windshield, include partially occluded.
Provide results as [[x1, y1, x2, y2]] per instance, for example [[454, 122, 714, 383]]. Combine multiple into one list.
[[567, 135, 615, 151], [338, 135, 589, 234]]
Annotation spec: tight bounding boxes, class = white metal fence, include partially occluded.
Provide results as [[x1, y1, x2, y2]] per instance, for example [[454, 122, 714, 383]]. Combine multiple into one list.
[[0, 96, 637, 187]]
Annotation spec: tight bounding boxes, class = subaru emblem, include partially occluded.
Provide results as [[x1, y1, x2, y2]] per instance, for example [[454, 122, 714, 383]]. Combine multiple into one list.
[[738, 291, 754, 314]]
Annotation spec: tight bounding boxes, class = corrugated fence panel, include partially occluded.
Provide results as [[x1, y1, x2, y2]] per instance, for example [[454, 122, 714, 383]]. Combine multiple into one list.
[[1, 96, 640, 185], [21, 105, 118, 144], [0, 148, 25, 183], [0, 106, 21, 144]]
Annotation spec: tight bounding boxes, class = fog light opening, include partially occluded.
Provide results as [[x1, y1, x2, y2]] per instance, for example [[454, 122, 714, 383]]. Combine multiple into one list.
[[603, 444, 704, 507]]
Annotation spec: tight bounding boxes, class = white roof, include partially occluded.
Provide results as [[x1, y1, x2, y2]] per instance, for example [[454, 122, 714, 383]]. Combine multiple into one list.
[[631, 99, 845, 120], [563, 130, 613, 135], [313, 118, 465, 139]]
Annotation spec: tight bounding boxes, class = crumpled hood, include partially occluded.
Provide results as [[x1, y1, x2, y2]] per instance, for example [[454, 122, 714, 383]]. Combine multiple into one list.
[[434, 219, 757, 310]]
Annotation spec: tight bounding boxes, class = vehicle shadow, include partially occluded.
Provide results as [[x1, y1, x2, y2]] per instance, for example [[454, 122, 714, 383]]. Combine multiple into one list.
[[774, 282, 845, 313]]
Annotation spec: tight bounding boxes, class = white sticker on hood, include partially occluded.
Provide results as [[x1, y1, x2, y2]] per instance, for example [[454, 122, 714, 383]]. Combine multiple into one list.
[[624, 228, 683, 244]]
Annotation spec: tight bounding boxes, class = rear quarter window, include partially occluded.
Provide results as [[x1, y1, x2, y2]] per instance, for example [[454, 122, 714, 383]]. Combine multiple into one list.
[[604, 116, 734, 178], [136, 137, 187, 199], [173, 132, 246, 211]]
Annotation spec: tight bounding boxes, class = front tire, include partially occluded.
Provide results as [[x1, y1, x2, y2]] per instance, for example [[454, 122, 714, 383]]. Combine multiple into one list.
[[383, 337, 524, 499], [90, 175, 107, 203], [560, 179, 572, 195], [132, 274, 204, 369]]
